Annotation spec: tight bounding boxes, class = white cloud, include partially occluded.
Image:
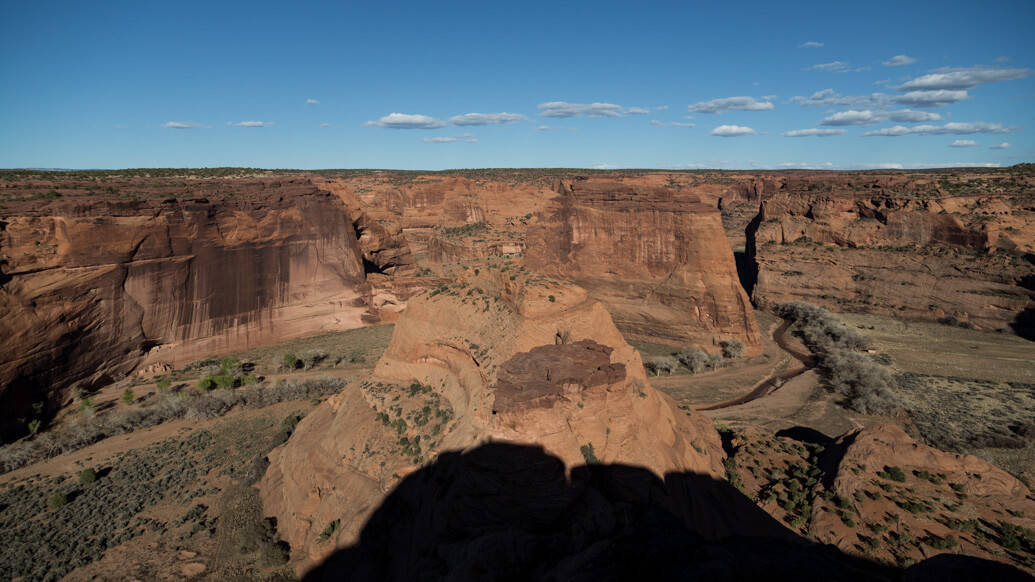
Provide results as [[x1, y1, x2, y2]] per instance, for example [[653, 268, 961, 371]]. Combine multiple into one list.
[[887, 109, 941, 122], [535, 124, 576, 131], [449, 112, 527, 126], [709, 124, 756, 137], [821, 110, 883, 126], [883, 55, 917, 67], [990, 142, 1010, 149], [537, 101, 648, 118], [899, 66, 1031, 90], [950, 139, 977, 147], [650, 120, 696, 128], [790, 89, 888, 109], [592, 164, 617, 170], [319, 123, 332, 127], [363, 113, 447, 129], [421, 133, 478, 144], [654, 105, 669, 111], [892, 89, 969, 107], [799, 41, 824, 48], [783, 128, 846, 137], [808, 61, 868, 73], [862, 122, 1011, 136], [162, 121, 209, 129], [688, 96, 774, 113], [228, 121, 275, 127], [306, 98, 320, 105]]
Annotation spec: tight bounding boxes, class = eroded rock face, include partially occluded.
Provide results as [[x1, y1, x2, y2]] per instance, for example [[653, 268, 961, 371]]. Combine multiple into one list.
[[259, 275, 726, 572], [0, 181, 399, 434], [750, 187, 1035, 332], [525, 178, 761, 352], [812, 424, 1035, 568]]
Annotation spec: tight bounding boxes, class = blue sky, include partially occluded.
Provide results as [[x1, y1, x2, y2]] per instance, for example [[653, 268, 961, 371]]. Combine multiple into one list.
[[1, 0, 1032, 170]]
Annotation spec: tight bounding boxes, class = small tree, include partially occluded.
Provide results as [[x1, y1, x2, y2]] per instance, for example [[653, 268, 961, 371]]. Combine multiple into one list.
[[645, 356, 678, 376], [155, 378, 172, 391], [676, 347, 711, 374], [121, 388, 135, 405], [48, 491, 68, 509], [79, 468, 98, 485], [282, 353, 299, 371], [719, 339, 745, 359]]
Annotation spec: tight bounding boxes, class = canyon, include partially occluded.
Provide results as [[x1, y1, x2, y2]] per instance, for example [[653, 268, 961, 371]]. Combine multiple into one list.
[[1, 166, 1033, 579]]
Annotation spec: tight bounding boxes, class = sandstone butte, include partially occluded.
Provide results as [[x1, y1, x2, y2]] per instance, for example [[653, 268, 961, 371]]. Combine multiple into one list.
[[260, 274, 726, 565], [261, 273, 1035, 579]]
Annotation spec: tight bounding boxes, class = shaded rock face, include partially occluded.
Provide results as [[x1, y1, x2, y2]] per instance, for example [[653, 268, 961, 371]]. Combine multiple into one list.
[[302, 442, 897, 582], [525, 179, 760, 351], [260, 275, 727, 573], [0, 182, 391, 435], [750, 188, 1035, 331]]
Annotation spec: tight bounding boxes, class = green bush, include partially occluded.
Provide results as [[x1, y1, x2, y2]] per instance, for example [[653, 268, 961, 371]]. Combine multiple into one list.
[[121, 388, 135, 405], [197, 377, 216, 391], [79, 468, 98, 484], [282, 353, 300, 370], [580, 443, 600, 465], [48, 491, 68, 509], [155, 378, 172, 391]]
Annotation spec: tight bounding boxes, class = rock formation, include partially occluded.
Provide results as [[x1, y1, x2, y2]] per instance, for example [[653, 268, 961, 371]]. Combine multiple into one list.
[[525, 177, 760, 352], [0, 179, 414, 436], [748, 176, 1035, 332], [260, 272, 728, 572]]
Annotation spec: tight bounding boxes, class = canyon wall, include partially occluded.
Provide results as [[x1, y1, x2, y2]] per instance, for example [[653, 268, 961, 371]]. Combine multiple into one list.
[[746, 174, 1035, 332], [0, 180, 402, 434], [525, 178, 761, 351]]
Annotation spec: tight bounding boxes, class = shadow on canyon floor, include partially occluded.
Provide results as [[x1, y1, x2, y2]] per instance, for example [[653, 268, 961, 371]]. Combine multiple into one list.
[[300, 441, 1030, 582]]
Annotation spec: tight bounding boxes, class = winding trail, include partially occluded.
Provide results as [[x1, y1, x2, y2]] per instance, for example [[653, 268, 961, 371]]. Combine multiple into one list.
[[697, 319, 814, 411]]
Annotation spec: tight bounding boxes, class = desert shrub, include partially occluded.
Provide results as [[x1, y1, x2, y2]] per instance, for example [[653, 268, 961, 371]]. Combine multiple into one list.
[[0, 377, 346, 475], [777, 302, 900, 415], [879, 466, 907, 482], [78, 468, 97, 485], [720, 339, 745, 359], [121, 388, 135, 405], [319, 519, 340, 541], [219, 356, 241, 372], [676, 347, 710, 373], [776, 302, 869, 352], [48, 491, 68, 509], [155, 378, 171, 391], [282, 353, 300, 370], [299, 350, 328, 370], [817, 351, 901, 415], [580, 443, 601, 465], [644, 356, 678, 376], [197, 377, 215, 391]]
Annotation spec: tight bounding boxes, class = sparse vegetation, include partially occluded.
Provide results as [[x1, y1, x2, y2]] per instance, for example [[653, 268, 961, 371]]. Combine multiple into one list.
[[777, 302, 901, 415], [0, 377, 346, 474]]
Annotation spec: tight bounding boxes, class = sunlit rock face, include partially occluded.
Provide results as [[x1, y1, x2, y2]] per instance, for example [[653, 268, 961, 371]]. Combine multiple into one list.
[[525, 178, 761, 352]]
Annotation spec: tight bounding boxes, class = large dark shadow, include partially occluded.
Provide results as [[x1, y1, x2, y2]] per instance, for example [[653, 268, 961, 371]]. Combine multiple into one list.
[[301, 442, 1029, 581], [1010, 307, 1035, 342]]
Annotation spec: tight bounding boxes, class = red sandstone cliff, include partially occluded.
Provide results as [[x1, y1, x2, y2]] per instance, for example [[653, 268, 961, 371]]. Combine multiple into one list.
[[0, 179, 413, 435], [525, 178, 761, 352]]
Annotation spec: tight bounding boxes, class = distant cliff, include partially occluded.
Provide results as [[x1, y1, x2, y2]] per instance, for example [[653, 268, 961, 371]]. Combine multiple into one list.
[[0, 179, 412, 437]]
